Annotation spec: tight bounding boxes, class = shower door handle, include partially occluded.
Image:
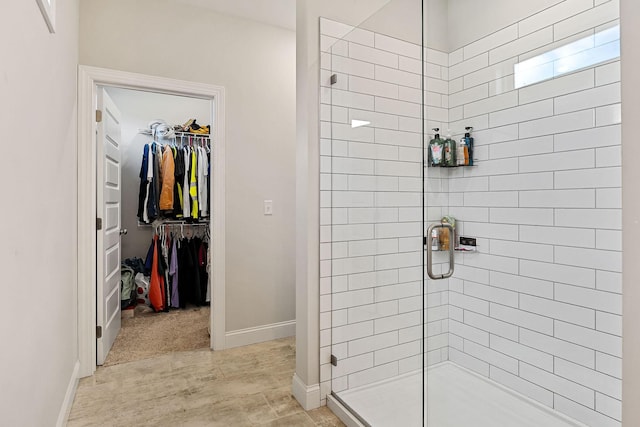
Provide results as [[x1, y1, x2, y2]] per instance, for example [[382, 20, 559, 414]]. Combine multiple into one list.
[[426, 223, 455, 280]]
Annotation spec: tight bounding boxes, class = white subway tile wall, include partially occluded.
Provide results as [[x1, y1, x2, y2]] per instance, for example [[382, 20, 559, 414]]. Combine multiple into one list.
[[448, 0, 621, 424], [320, 0, 621, 423]]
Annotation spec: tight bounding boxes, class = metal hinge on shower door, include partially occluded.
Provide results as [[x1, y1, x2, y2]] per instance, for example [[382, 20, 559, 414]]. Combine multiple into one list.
[[330, 74, 338, 85], [96, 109, 103, 123], [331, 354, 338, 366], [96, 326, 102, 339]]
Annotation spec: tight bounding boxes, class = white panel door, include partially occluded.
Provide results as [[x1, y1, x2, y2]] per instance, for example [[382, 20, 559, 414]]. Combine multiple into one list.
[[96, 88, 122, 365]]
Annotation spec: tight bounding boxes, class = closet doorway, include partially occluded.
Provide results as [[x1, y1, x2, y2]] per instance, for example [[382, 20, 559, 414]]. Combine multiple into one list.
[[77, 66, 226, 378]]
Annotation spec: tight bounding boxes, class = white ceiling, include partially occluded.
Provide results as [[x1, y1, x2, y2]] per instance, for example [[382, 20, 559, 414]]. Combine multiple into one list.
[[174, 0, 296, 31], [105, 87, 211, 127]]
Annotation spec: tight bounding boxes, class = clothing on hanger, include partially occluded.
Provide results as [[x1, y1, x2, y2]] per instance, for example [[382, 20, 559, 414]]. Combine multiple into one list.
[[137, 131, 211, 223], [189, 148, 199, 219], [173, 147, 185, 218], [159, 144, 175, 214], [197, 146, 209, 218], [169, 237, 179, 308], [148, 235, 165, 312], [182, 146, 191, 219]]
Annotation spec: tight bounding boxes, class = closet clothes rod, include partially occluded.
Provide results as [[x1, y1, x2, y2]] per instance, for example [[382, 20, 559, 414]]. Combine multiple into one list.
[[174, 132, 212, 140], [154, 222, 211, 238], [156, 219, 210, 225], [154, 222, 210, 231], [174, 131, 211, 136], [154, 223, 210, 230], [136, 130, 213, 140], [138, 219, 211, 227]]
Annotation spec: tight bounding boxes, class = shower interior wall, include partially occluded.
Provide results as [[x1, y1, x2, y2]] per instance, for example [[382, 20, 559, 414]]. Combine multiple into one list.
[[319, 16, 451, 407], [321, 1, 622, 426]]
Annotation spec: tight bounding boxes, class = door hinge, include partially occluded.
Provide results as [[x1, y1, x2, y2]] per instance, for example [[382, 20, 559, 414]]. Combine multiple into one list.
[[330, 74, 338, 85], [96, 110, 103, 123], [96, 217, 103, 231], [96, 326, 102, 339], [331, 354, 338, 366]]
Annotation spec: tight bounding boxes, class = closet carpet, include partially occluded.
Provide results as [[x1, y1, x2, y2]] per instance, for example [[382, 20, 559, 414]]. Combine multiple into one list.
[[104, 305, 210, 366], [68, 337, 344, 426]]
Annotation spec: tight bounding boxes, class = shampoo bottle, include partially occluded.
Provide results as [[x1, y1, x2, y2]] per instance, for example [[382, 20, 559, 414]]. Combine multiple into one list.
[[429, 128, 443, 166], [464, 127, 474, 166], [443, 131, 456, 167], [457, 137, 467, 166]]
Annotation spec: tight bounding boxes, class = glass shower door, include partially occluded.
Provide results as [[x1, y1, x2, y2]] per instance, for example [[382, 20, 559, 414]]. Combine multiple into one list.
[[320, 2, 427, 424], [321, 0, 623, 426]]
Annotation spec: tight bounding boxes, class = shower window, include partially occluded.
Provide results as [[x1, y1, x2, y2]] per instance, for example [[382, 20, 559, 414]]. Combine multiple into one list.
[[515, 24, 620, 88]]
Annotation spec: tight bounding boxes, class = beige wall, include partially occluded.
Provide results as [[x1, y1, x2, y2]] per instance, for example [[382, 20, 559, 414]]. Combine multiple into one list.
[[80, 0, 297, 332], [0, 0, 80, 424], [621, 1, 638, 424]]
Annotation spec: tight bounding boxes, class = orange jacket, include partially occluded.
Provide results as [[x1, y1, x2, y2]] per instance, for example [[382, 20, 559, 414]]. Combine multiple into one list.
[[159, 145, 175, 211], [149, 235, 165, 312]]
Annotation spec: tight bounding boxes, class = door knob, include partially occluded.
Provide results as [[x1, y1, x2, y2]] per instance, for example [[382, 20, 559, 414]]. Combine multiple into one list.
[[119, 229, 128, 236]]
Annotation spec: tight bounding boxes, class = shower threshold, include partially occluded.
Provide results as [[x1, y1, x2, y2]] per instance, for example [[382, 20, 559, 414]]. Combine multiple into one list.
[[328, 362, 589, 427]]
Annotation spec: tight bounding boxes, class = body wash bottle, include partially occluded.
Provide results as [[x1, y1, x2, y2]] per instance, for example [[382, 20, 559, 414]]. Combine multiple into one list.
[[443, 131, 456, 167], [464, 127, 474, 166], [457, 137, 467, 166], [429, 128, 443, 166]]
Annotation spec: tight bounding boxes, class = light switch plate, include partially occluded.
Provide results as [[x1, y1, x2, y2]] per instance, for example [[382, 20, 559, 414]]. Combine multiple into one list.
[[264, 200, 273, 215]]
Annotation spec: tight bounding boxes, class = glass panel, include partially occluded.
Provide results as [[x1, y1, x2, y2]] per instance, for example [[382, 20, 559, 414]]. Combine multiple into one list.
[[422, 5, 621, 427], [422, 4, 451, 427], [322, 1, 425, 425], [323, 2, 621, 427]]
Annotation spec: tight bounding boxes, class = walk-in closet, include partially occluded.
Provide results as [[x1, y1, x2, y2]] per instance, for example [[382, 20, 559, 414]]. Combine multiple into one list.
[[100, 87, 214, 366]]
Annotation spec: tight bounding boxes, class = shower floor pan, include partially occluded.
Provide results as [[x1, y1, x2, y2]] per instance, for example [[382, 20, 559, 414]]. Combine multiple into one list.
[[329, 362, 588, 427]]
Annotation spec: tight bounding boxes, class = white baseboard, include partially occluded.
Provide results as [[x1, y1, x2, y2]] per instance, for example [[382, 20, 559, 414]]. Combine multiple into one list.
[[56, 360, 80, 427], [292, 373, 321, 411], [327, 395, 365, 427], [225, 319, 296, 349]]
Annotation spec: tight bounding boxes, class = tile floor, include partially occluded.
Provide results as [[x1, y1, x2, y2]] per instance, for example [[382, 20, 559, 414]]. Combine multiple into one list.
[[68, 337, 344, 426]]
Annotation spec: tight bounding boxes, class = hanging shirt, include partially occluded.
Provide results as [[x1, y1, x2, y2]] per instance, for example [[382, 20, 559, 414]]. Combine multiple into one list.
[[190, 149, 199, 219], [149, 235, 165, 312], [173, 147, 184, 218], [197, 239, 209, 304], [160, 232, 171, 312], [137, 144, 150, 222], [170, 238, 179, 308], [142, 143, 154, 223], [183, 146, 191, 219], [197, 146, 209, 217], [206, 233, 211, 302], [149, 143, 161, 221], [144, 238, 154, 274], [207, 149, 211, 216], [159, 145, 175, 212]]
